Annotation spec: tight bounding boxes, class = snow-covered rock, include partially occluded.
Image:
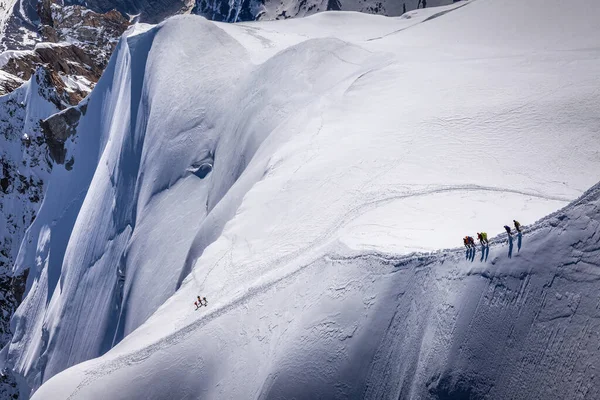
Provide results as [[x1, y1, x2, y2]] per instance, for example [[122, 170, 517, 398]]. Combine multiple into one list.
[[0, 68, 62, 280], [0, 67, 62, 399], [195, 0, 455, 22], [3, 0, 600, 398]]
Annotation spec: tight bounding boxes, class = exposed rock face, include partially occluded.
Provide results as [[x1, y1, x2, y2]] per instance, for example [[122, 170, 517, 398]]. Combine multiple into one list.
[[0, 1, 128, 105], [194, 0, 257, 22], [41, 102, 86, 164], [0, 72, 24, 96], [43, 1, 129, 67], [65, 0, 196, 23], [3, 44, 96, 81], [193, 0, 453, 21], [38, 1, 128, 103], [0, 0, 41, 52]]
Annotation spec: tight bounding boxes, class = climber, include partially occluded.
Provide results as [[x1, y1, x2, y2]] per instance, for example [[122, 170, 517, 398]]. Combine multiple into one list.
[[467, 236, 475, 248], [197, 295, 207, 307], [481, 231, 489, 245], [464, 236, 474, 248], [504, 225, 512, 236], [513, 220, 521, 233], [477, 232, 487, 246]]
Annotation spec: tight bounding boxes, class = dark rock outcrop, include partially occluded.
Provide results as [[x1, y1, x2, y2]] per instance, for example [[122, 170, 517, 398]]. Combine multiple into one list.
[[0, 74, 24, 96], [41, 103, 85, 164]]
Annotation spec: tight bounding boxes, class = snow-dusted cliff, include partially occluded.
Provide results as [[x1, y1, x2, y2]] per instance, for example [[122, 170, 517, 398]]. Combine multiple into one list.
[[0, 67, 62, 398], [195, 0, 455, 22], [0, 6, 128, 396], [2, 0, 600, 398]]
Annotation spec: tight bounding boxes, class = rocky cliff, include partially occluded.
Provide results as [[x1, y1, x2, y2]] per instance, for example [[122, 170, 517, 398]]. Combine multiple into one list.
[[194, 0, 455, 21], [1, 1, 128, 103], [0, 67, 63, 399]]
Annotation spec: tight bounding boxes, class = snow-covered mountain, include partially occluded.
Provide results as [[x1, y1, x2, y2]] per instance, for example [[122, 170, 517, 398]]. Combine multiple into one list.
[[0, 1, 460, 398], [0, 0, 129, 293], [0, 5, 128, 395], [0, 0, 443, 50], [0, 0, 598, 398], [195, 0, 455, 22]]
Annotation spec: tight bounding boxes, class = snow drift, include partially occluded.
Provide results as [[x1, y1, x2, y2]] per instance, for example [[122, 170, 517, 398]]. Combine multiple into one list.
[[3, 0, 600, 397]]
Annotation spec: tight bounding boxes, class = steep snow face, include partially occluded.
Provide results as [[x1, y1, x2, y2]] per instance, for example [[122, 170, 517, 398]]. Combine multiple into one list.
[[5, 0, 600, 397], [33, 183, 600, 400], [4, 16, 386, 393]]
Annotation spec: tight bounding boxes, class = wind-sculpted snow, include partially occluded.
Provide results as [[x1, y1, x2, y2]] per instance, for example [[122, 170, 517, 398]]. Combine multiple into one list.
[[4, 0, 600, 397], [33, 182, 600, 399], [3, 14, 395, 395]]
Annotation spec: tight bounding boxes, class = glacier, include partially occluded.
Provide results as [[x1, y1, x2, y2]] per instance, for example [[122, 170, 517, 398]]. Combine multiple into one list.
[[2, 0, 600, 398]]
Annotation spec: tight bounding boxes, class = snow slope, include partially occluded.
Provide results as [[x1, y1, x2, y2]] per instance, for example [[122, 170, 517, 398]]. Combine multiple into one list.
[[34, 181, 600, 400], [4, 0, 600, 397]]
